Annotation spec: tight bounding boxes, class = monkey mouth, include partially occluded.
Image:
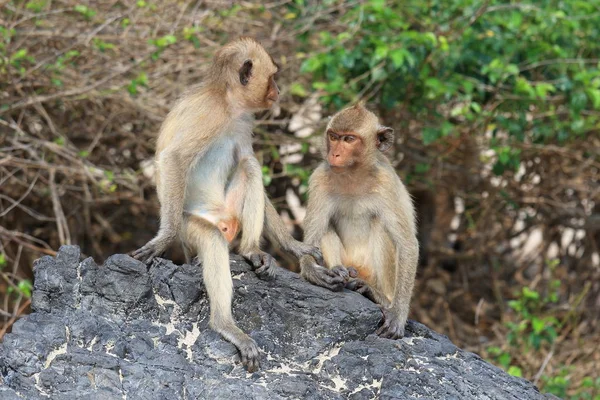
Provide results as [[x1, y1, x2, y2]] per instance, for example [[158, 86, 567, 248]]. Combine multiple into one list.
[[327, 157, 346, 169], [328, 164, 346, 173]]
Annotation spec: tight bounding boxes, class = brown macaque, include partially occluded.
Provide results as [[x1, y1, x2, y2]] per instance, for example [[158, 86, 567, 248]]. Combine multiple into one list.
[[300, 103, 419, 339], [132, 37, 321, 371]]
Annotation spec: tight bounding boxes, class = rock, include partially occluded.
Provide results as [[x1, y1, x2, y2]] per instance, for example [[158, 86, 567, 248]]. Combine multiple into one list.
[[0, 246, 556, 399]]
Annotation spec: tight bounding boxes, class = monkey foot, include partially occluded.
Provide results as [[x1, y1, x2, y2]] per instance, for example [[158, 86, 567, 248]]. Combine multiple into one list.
[[237, 337, 260, 373], [213, 322, 261, 372], [376, 308, 405, 339]]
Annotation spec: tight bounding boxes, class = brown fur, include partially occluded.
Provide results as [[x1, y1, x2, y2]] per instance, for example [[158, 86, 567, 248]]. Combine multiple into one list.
[[300, 103, 418, 339], [132, 38, 320, 372]]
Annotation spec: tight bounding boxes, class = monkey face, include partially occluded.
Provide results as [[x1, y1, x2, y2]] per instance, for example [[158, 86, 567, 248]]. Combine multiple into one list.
[[264, 75, 279, 106], [237, 51, 280, 111], [326, 129, 364, 170], [324, 103, 395, 171]]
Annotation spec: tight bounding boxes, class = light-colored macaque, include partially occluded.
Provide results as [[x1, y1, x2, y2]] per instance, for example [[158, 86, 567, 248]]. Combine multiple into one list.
[[133, 37, 321, 371], [300, 103, 419, 339]]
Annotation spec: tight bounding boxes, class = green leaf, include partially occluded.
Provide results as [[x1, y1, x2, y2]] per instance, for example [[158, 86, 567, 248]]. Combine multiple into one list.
[[522, 287, 540, 300], [10, 49, 28, 61], [374, 44, 389, 61], [498, 353, 511, 368], [438, 35, 449, 52], [26, 0, 47, 12], [515, 77, 535, 97], [531, 317, 545, 334], [507, 366, 522, 377], [136, 72, 148, 86], [17, 280, 33, 298], [390, 49, 408, 68], [74, 4, 96, 19], [586, 88, 600, 109], [290, 82, 307, 97], [0, 253, 6, 268], [301, 57, 322, 73], [422, 127, 439, 145], [570, 91, 588, 112], [128, 80, 138, 95], [154, 35, 177, 48], [301, 142, 309, 154], [414, 163, 430, 174], [534, 83, 556, 98]]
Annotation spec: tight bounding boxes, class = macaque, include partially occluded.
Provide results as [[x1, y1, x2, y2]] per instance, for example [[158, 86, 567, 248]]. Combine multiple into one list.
[[132, 37, 321, 371], [300, 103, 419, 339]]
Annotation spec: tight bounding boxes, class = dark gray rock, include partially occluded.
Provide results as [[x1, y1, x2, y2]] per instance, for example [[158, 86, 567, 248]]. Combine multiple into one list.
[[0, 245, 556, 399]]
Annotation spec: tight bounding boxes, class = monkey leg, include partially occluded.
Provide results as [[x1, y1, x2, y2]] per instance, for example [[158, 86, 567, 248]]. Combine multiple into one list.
[[234, 157, 277, 280], [376, 305, 408, 340], [183, 216, 260, 372], [321, 230, 343, 267]]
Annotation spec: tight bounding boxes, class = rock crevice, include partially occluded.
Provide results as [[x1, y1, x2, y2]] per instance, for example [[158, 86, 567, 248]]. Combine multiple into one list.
[[0, 246, 555, 399]]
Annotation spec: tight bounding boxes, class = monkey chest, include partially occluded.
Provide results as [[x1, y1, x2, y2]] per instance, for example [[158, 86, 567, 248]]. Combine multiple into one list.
[[185, 136, 239, 209], [331, 200, 392, 270], [332, 198, 383, 242]]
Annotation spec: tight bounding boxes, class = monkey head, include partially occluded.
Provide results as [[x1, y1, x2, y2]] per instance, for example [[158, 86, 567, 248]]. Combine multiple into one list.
[[210, 37, 280, 112], [324, 103, 394, 172]]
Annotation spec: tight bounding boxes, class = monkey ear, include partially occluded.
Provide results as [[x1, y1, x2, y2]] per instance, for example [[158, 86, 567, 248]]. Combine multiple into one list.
[[376, 126, 394, 152], [239, 59, 253, 86]]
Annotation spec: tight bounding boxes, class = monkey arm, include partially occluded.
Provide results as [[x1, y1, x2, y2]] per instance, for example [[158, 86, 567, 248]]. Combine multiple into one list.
[[132, 150, 188, 263], [298, 183, 351, 291], [263, 196, 323, 264]]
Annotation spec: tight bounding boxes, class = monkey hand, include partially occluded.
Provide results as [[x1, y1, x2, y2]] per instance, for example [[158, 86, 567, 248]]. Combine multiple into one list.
[[244, 250, 278, 280], [376, 306, 405, 339], [300, 263, 353, 292], [131, 234, 173, 264], [286, 241, 324, 265]]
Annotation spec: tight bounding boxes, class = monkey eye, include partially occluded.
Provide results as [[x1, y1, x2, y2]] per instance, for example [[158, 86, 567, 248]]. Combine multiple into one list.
[[344, 135, 356, 143], [328, 131, 339, 141]]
